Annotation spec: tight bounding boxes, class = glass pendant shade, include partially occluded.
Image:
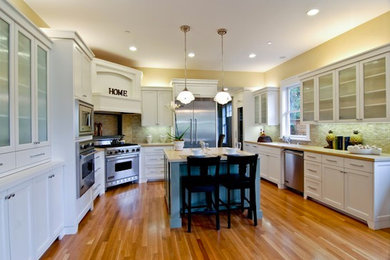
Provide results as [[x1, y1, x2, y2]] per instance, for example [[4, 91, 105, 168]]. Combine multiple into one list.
[[177, 89, 195, 104], [214, 90, 232, 105]]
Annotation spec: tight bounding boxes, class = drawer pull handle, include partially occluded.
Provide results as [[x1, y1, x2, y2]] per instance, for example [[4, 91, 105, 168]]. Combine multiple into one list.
[[95, 167, 101, 172], [5, 193, 15, 200], [83, 94, 87, 97], [33, 141, 41, 145], [307, 186, 317, 190], [30, 152, 45, 158], [48, 174, 55, 179], [96, 156, 100, 159], [308, 169, 317, 173], [326, 159, 337, 163], [350, 163, 364, 168], [307, 155, 316, 159]]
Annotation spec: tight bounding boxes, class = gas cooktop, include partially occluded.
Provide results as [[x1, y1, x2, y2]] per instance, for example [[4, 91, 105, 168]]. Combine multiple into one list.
[[95, 143, 139, 148]]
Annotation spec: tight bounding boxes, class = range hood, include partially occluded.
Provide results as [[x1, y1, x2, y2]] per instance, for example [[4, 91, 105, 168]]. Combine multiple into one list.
[[92, 58, 143, 113]]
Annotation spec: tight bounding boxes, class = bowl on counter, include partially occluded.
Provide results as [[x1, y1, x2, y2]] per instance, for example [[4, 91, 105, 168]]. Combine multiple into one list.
[[192, 148, 203, 156], [226, 148, 238, 155]]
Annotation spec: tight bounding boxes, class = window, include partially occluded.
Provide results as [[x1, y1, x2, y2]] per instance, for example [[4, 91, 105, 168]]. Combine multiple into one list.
[[281, 81, 310, 140]]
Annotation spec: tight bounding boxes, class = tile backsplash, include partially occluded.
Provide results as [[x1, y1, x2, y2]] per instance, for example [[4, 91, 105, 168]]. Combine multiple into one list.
[[261, 123, 390, 153], [94, 113, 171, 143]]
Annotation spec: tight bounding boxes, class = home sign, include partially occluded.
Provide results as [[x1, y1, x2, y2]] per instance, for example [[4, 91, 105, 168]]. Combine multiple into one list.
[[109, 87, 128, 97]]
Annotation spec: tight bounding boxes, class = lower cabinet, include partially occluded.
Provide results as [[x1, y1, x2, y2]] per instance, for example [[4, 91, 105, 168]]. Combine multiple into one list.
[[256, 145, 283, 188], [141, 145, 172, 182], [321, 164, 344, 210], [92, 151, 105, 200], [0, 163, 64, 260], [344, 169, 371, 220]]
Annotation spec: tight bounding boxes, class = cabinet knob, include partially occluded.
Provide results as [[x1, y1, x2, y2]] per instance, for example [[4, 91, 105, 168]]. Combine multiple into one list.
[[83, 94, 87, 97]]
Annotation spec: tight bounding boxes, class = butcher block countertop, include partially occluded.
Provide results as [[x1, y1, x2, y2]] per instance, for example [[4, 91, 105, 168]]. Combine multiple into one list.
[[244, 141, 390, 162], [164, 147, 253, 163]]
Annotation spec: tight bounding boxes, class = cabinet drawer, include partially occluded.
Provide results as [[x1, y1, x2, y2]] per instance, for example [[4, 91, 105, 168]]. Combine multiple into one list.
[[0, 152, 16, 174], [305, 178, 321, 199], [143, 146, 170, 154], [145, 167, 164, 180], [344, 158, 373, 173], [258, 146, 280, 157], [16, 146, 51, 168], [144, 154, 164, 166], [322, 155, 343, 167], [94, 153, 104, 171], [304, 161, 321, 180], [304, 152, 321, 163]]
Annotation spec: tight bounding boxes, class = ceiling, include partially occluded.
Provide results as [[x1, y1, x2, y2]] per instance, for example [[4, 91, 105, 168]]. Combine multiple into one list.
[[25, 0, 390, 72]]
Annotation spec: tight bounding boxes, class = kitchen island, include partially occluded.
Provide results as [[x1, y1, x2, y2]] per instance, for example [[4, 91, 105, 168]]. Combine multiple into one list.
[[164, 148, 262, 228]]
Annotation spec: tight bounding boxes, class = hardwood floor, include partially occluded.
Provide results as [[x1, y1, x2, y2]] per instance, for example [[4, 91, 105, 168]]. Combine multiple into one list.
[[42, 180, 390, 259]]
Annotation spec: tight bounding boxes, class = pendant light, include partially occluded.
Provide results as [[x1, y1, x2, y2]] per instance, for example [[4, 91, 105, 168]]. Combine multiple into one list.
[[214, 28, 232, 105], [176, 25, 195, 105]]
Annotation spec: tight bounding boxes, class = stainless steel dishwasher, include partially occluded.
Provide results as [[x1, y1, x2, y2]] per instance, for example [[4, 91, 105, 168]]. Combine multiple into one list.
[[284, 149, 304, 193]]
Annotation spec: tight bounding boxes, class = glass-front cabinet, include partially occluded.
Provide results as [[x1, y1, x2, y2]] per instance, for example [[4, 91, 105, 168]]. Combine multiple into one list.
[[302, 78, 315, 122], [253, 87, 279, 126], [0, 15, 12, 153], [254, 95, 260, 124], [318, 72, 334, 121], [37, 44, 48, 143], [337, 64, 358, 121], [360, 55, 388, 120], [260, 93, 267, 124]]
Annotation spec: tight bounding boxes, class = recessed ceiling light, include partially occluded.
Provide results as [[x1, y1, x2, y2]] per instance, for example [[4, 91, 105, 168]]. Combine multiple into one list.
[[267, 41, 272, 45], [188, 52, 195, 58], [129, 46, 137, 51], [249, 53, 256, 58], [307, 9, 319, 16]]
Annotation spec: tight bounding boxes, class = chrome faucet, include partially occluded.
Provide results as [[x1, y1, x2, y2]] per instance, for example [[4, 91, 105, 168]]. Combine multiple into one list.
[[282, 136, 291, 144]]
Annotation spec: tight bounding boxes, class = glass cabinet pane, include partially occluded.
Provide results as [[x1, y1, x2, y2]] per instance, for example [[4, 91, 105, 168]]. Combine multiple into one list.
[[37, 46, 48, 142], [261, 93, 267, 124], [319, 73, 333, 121], [363, 57, 386, 119], [18, 32, 32, 145], [302, 79, 315, 121], [0, 18, 10, 147], [254, 95, 259, 124], [338, 66, 357, 120]]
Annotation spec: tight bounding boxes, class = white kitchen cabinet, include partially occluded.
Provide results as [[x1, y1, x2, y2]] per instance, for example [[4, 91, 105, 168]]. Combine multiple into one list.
[[92, 151, 105, 200], [300, 45, 390, 123], [141, 87, 173, 126], [141, 145, 172, 182], [344, 169, 372, 220], [253, 87, 279, 125], [255, 144, 283, 188], [267, 154, 281, 184], [321, 164, 344, 210], [6, 181, 33, 260], [0, 190, 8, 260], [74, 45, 92, 103], [31, 171, 50, 258], [48, 166, 64, 239]]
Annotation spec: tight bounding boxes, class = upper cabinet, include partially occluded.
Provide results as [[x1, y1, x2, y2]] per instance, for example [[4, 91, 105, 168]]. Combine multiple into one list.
[[300, 45, 390, 123], [0, 5, 52, 176], [141, 87, 173, 126], [73, 45, 92, 103], [253, 87, 279, 125]]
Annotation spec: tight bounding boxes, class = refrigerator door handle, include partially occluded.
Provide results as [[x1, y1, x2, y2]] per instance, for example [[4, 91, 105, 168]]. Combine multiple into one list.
[[194, 119, 198, 144], [190, 119, 193, 144]]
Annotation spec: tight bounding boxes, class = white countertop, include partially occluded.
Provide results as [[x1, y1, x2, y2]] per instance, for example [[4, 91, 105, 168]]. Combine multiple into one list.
[[245, 141, 390, 162]]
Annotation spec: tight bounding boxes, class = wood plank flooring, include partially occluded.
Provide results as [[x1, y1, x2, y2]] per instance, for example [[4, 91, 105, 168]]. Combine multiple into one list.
[[42, 180, 390, 259]]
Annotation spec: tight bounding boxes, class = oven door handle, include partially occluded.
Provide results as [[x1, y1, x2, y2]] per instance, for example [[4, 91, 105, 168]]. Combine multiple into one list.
[[106, 154, 139, 161]]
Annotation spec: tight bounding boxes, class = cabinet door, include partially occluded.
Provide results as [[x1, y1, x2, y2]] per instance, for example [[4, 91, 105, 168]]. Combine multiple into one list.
[[81, 54, 92, 103], [337, 64, 358, 121], [73, 45, 83, 99], [141, 90, 158, 126], [36, 44, 49, 145], [258, 152, 268, 178], [361, 55, 388, 120], [7, 181, 33, 260], [254, 95, 260, 124], [16, 28, 34, 149], [267, 154, 281, 184], [49, 167, 64, 236], [0, 190, 9, 260], [345, 169, 372, 220], [260, 93, 267, 124], [0, 15, 13, 153], [302, 79, 315, 122], [31, 172, 50, 258], [318, 72, 334, 121], [157, 91, 173, 126], [322, 165, 344, 209]]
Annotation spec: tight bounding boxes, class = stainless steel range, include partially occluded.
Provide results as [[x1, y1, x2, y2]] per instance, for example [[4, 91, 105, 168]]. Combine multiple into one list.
[[95, 137, 140, 188]]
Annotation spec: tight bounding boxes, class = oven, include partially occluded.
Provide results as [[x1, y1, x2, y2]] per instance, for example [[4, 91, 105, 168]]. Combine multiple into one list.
[[76, 141, 95, 198], [76, 99, 94, 136], [106, 152, 139, 188]]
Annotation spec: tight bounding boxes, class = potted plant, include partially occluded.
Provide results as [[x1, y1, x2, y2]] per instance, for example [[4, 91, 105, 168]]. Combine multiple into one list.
[[168, 127, 188, 151]]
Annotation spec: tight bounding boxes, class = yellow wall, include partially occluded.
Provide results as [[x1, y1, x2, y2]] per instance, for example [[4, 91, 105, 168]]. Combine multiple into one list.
[[9, 0, 49, 28], [264, 11, 390, 86], [92, 49, 264, 88]]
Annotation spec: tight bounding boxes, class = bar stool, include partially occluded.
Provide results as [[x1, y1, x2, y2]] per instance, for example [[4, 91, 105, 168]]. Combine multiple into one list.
[[181, 156, 221, 232], [219, 154, 258, 228]]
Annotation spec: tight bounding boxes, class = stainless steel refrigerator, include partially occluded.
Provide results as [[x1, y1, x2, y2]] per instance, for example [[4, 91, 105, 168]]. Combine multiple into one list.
[[175, 98, 217, 148]]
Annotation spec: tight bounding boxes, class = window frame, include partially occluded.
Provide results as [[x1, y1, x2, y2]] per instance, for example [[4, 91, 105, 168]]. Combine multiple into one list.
[[280, 78, 310, 141]]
